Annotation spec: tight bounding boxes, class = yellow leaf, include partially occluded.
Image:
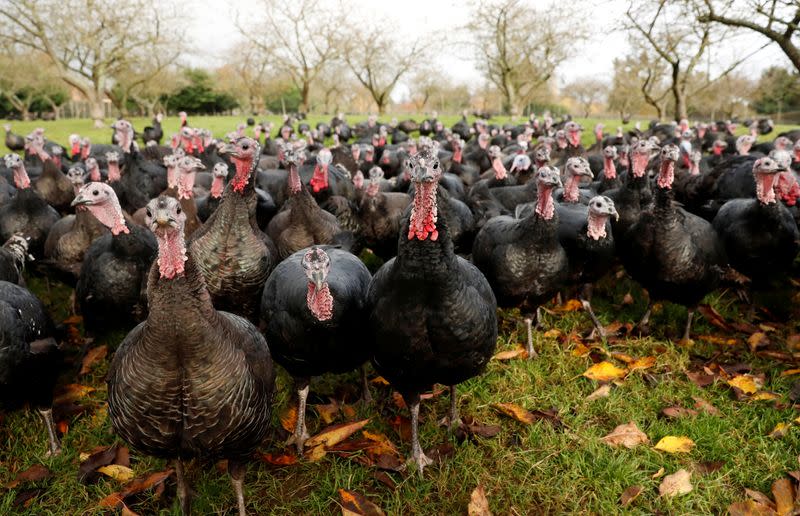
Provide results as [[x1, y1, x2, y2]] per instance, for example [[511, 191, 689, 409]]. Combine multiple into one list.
[[97, 465, 135, 482], [586, 384, 611, 401], [280, 406, 297, 433], [651, 467, 665, 479], [772, 478, 794, 516], [654, 436, 695, 453], [769, 422, 790, 439], [80, 345, 108, 375], [659, 469, 692, 497], [492, 348, 528, 361], [339, 489, 386, 516], [572, 342, 591, 357], [314, 402, 339, 425], [781, 369, 800, 377], [583, 361, 627, 382], [305, 445, 327, 462], [492, 403, 535, 424], [727, 375, 761, 394], [748, 332, 769, 352], [557, 299, 583, 312], [751, 391, 780, 401], [611, 352, 635, 364], [370, 376, 390, 386], [601, 422, 650, 449], [467, 485, 492, 516], [629, 356, 656, 371], [305, 419, 370, 449], [543, 328, 562, 339]]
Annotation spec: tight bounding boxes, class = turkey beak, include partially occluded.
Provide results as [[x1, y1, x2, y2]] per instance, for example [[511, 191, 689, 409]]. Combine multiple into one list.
[[218, 143, 238, 157], [310, 270, 325, 293], [154, 209, 175, 228], [71, 193, 91, 207], [610, 206, 619, 221]]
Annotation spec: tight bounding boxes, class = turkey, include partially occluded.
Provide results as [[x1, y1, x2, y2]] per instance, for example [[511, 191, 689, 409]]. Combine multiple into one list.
[[196, 161, 229, 221], [108, 196, 275, 515], [4, 124, 25, 152], [72, 183, 157, 331], [605, 140, 655, 243], [356, 168, 411, 259], [141, 113, 164, 145], [472, 166, 568, 358], [712, 156, 800, 302], [0, 280, 62, 456], [261, 246, 372, 453], [190, 137, 277, 321], [367, 147, 497, 473], [0, 234, 31, 285], [33, 159, 73, 211], [0, 154, 60, 257], [621, 145, 727, 340]]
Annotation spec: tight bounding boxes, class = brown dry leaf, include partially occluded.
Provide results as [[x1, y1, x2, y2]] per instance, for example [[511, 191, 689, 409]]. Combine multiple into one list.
[[78, 445, 119, 484], [121, 503, 140, 516], [370, 376, 389, 386], [686, 370, 716, 388], [586, 384, 611, 401], [97, 465, 135, 482], [98, 469, 174, 509], [362, 430, 400, 458], [629, 356, 656, 371], [305, 419, 370, 449], [611, 352, 635, 364], [462, 417, 502, 438], [751, 392, 780, 401], [420, 388, 446, 400], [305, 445, 327, 462], [543, 328, 562, 339], [654, 436, 695, 453], [759, 324, 777, 333], [583, 361, 627, 382], [692, 397, 720, 415], [694, 461, 725, 475], [748, 332, 769, 352], [258, 453, 298, 466], [651, 467, 666, 479], [772, 478, 794, 516], [5, 464, 52, 488], [769, 422, 790, 439], [339, 489, 385, 516], [781, 369, 800, 377], [467, 485, 492, 516], [788, 335, 800, 350], [391, 392, 406, 410], [697, 304, 731, 331], [280, 406, 297, 433], [661, 406, 698, 419], [728, 500, 778, 515], [79, 345, 108, 375], [492, 348, 528, 361], [114, 446, 130, 468], [572, 342, 592, 357], [314, 401, 339, 425], [601, 421, 650, 449], [728, 375, 761, 395], [492, 403, 535, 424], [620, 485, 643, 507], [745, 488, 776, 510], [341, 404, 356, 420], [659, 469, 693, 497], [54, 384, 95, 404], [622, 292, 634, 305]]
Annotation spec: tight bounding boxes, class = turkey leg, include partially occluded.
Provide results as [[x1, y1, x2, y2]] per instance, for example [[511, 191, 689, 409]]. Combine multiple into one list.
[[579, 283, 606, 340], [228, 460, 248, 516], [438, 385, 461, 430], [38, 408, 61, 457], [637, 301, 651, 336], [523, 307, 541, 359], [286, 379, 311, 455], [682, 308, 695, 342], [360, 365, 372, 404], [406, 393, 433, 475], [174, 459, 191, 515]]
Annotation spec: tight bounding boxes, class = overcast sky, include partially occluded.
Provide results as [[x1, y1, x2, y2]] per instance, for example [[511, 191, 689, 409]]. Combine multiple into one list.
[[187, 0, 791, 100]]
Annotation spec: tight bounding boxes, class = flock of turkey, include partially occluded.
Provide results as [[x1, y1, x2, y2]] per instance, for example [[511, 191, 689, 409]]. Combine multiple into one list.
[[1, 112, 799, 514]]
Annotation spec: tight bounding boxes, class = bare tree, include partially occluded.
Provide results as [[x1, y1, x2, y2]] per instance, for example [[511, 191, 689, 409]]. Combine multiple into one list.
[[0, 47, 66, 120], [563, 78, 608, 118], [343, 27, 427, 115], [216, 45, 272, 115], [466, 0, 585, 116], [238, 0, 343, 113], [697, 0, 800, 72], [1, 0, 182, 126], [607, 55, 661, 120], [624, 0, 766, 121]]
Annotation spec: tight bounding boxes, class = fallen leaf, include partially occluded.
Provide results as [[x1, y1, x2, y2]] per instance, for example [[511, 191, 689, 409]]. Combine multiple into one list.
[[692, 396, 720, 415], [341, 404, 356, 419], [339, 489, 385, 516], [280, 406, 297, 433], [461, 416, 502, 438], [583, 361, 627, 382], [363, 430, 401, 457], [661, 406, 698, 419], [601, 422, 649, 449], [492, 348, 528, 361], [728, 500, 778, 515], [5, 464, 52, 488], [314, 401, 339, 425], [728, 375, 761, 395], [54, 384, 96, 404], [611, 352, 635, 364], [759, 324, 777, 333], [258, 453, 298, 466], [694, 460, 725, 475], [651, 467, 666, 479], [556, 299, 583, 312], [114, 446, 130, 468], [654, 436, 695, 453], [586, 384, 611, 401], [622, 292, 634, 305], [770, 422, 790, 439], [492, 403, 535, 424], [751, 392, 780, 401], [782, 369, 800, 377], [79, 345, 108, 375], [629, 356, 656, 371], [372, 471, 397, 490], [697, 304, 731, 331], [370, 376, 389, 386], [78, 445, 119, 484], [306, 419, 370, 450], [12, 488, 45, 509], [745, 488, 776, 510], [659, 469, 692, 497], [97, 465, 134, 482], [305, 445, 327, 462], [121, 503, 140, 516], [572, 342, 591, 357], [748, 332, 769, 352], [620, 485, 642, 507], [391, 392, 406, 410], [468, 485, 492, 516], [99, 469, 174, 509], [543, 328, 562, 339], [772, 477, 794, 516], [686, 370, 716, 388], [419, 388, 446, 400]]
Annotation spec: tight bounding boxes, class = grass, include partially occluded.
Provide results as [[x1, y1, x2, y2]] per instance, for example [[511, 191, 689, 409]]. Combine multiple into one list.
[[2, 114, 796, 154], [2, 114, 800, 514], [3, 266, 800, 514]]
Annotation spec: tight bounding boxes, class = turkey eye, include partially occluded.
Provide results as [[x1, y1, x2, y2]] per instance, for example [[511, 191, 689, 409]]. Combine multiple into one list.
[[92, 190, 99, 196], [176, 207, 182, 214], [146, 209, 152, 217], [242, 144, 249, 150], [432, 162, 438, 170]]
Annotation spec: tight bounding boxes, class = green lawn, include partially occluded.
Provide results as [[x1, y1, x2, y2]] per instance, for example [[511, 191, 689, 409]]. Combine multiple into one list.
[[2, 115, 800, 514], [2, 115, 796, 154]]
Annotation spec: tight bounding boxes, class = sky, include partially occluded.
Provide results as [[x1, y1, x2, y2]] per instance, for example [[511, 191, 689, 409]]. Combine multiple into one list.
[[187, 0, 791, 101]]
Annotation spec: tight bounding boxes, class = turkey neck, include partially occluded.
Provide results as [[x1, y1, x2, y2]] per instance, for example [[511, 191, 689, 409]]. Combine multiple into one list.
[[396, 208, 456, 282], [203, 169, 259, 233]]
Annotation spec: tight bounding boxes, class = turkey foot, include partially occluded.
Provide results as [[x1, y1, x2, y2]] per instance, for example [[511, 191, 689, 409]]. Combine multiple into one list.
[[523, 307, 541, 359], [681, 308, 695, 343], [359, 365, 373, 404], [286, 381, 311, 455], [404, 396, 433, 476], [174, 459, 193, 515], [38, 408, 62, 457], [228, 460, 248, 516], [580, 284, 605, 341], [438, 385, 461, 431], [636, 304, 651, 337]]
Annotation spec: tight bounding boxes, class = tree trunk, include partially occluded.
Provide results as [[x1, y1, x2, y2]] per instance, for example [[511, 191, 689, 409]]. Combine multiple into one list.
[[670, 63, 687, 121], [300, 81, 310, 114]]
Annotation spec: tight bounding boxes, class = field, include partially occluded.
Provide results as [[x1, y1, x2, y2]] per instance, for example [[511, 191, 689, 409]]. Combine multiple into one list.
[[2, 115, 800, 515]]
